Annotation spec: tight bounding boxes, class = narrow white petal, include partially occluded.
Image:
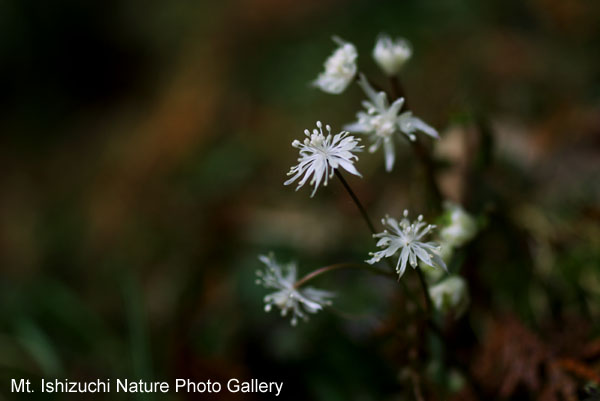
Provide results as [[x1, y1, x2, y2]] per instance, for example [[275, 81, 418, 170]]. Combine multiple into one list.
[[383, 140, 395, 172], [411, 116, 439, 138], [344, 122, 371, 133]]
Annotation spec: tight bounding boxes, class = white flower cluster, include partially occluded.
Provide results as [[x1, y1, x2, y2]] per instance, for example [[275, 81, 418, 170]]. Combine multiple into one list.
[[372, 35, 412, 76], [284, 121, 363, 197], [367, 210, 447, 277], [256, 254, 334, 326], [440, 202, 478, 248], [258, 33, 466, 326], [311, 33, 438, 172], [428, 276, 469, 318], [313, 37, 357, 94], [345, 74, 438, 171]]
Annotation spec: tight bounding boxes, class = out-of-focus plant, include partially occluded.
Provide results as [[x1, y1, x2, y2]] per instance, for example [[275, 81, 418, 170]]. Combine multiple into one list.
[[253, 29, 600, 399], [254, 34, 485, 397]]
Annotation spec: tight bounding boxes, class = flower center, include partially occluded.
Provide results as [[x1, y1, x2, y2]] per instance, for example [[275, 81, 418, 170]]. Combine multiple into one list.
[[309, 134, 325, 148], [326, 49, 354, 76], [371, 115, 396, 138]]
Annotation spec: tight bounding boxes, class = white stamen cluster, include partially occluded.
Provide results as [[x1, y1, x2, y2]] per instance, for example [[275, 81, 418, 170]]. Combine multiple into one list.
[[256, 254, 334, 326], [344, 74, 439, 172], [284, 121, 363, 197], [313, 37, 358, 94], [372, 35, 412, 76], [367, 210, 447, 277]]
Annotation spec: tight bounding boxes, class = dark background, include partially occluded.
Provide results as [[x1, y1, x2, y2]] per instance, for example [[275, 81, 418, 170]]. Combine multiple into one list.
[[1, 0, 599, 399]]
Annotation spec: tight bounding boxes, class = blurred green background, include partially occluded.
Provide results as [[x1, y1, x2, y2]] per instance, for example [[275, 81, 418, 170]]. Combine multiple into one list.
[[1, 0, 599, 399]]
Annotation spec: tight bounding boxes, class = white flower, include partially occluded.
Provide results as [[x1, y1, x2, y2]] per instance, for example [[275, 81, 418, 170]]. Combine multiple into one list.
[[373, 34, 412, 76], [440, 202, 478, 248], [367, 210, 447, 278], [255, 253, 334, 326], [313, 37, 357, 94], [344, 74, 439, 171], [428, 276, 469, 318], [284, 121, 363, 197]]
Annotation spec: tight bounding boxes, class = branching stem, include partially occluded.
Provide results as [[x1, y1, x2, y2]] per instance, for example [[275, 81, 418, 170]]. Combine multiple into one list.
[[334, 169, 427, 314], [334, 170, 377, 234], [294, 263, 395, 289]]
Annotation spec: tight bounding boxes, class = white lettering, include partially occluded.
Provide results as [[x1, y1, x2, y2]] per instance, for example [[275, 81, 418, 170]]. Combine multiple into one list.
[[11, 379, 26, 392], [273, 382, 283, 396], [228, 379, 240, 392], [175, 379, 221, 393]]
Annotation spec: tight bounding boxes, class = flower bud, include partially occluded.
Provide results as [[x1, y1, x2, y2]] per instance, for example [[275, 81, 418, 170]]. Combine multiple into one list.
[[372, 35, 412, 76], [440, 203, 477, 248], [313, 37, 357, 94], [428, 276, 469, 318]]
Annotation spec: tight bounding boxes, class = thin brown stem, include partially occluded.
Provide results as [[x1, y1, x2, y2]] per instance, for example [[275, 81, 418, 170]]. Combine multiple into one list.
[[334, 170, 377, 234], [389, 76, 409, 108], [293, 263, 395, 289], [334, 169, 429, 313], [416, 267, 433, 315], [356, 71, 385, 93], [415, 268, 447, 359], [389, 75, 406, 106], [398, 276, 425, 315], [411, 140, 443, 213], [408, 369, 425, 401], [389, 77, 443, 213], [386, 70, 485, 401]]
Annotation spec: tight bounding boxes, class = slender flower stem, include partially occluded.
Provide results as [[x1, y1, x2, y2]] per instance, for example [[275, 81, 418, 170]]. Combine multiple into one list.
[[334, 170, 377, 234], [294, 263, 425, 315], [415, 266, 433, 314], [333, 169, 426, 314], [341, 78, 441, 328], [389, 75, 406, 107], [411, 140, 443, 213], [398, 276, 425, 315], [389, 77, 441, 301], [389, 76, 443, 213], [356, 71, 385, 93], [294, 263, 395, 289], [389, 69, 483, 400]]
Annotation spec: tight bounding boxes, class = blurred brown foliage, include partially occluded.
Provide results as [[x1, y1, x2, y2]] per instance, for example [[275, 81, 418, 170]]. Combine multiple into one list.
[[475, 316, 599, 400]]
